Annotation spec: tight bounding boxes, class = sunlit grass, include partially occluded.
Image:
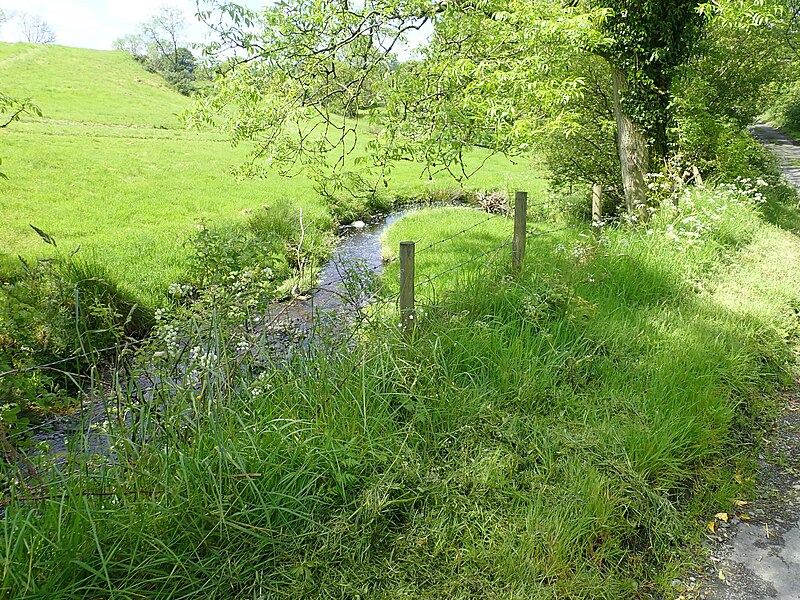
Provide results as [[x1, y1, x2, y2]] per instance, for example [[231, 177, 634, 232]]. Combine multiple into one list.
[[0, 42, 546, 307], [3, 183, 799, 598]]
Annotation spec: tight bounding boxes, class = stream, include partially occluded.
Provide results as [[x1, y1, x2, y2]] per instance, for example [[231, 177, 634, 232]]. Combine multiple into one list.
[[11, 208, 413, 467]]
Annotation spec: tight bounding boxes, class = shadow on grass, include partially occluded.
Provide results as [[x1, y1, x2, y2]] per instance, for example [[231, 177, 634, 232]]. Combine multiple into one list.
[[4, 207, 799, 599], [762, 190, 800, 234]]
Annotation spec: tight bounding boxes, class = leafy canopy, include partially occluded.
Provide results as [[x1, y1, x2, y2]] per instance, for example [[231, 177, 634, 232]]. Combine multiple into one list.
[[191, 0, 789, 202]]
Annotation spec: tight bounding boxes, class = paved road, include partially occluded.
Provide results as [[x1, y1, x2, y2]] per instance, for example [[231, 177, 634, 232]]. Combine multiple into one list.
[[751, 123, 800, 190], [695, 124, 800, 600], [696, 387, 800, 600]]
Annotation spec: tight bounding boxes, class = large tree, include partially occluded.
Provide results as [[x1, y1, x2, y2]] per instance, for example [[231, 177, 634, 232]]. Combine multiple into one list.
[[193, 1, 722, 216], [114, 6, 199, 95], [594, 1, 704, 214]]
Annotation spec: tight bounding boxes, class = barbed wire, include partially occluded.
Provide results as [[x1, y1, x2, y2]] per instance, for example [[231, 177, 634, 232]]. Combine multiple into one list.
[[314, 201, 557, 290], [2, 204, 585, 452], [417, 240, 513, 288], [413, 213, 505, 256], [412, 199, 556, 258], [526, 224, 579, 238], [2, 217, 583, 382], [414, 222, 583, 290]]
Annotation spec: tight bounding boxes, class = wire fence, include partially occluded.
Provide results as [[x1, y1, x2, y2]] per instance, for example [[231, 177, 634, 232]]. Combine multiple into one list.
[[418, 240, 513, 288], [1, 192, 588, 448], [1, 196, 574, 382]]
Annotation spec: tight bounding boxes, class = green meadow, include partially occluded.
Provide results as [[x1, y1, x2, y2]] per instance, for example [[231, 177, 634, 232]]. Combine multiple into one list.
[[3, 40, 800, 600], [0, 43, 544, 306]]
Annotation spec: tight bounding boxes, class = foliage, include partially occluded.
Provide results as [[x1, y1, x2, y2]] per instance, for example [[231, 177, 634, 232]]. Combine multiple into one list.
[[0, 234, 154, 428], [0, 43, 543, 306], [538, 0, 798, 212], [192, 0, 606, 196], [593, 0, 705, 158], [3, 181, 799, 598], [187, 200, 335, 294], [113, 6, 200, 96], [194, 0, 747, 216], [535, 55, 624, 206], [764, 80, 800, 136], [0, 92, 41, 180]]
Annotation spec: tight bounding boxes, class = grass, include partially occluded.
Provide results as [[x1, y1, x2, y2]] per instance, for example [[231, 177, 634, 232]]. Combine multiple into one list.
[[2, 180, 799, 598], [0, 42, 546, 308], [4, 39, 800, 600], [0, 43, 187, 126], [380, 202, 569, 305], [0, 42, 545, 419]]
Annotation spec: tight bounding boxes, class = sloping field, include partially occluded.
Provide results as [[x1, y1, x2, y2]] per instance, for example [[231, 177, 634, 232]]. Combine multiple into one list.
[[0, 43, 542, 304], [0, 44, 323, 303]]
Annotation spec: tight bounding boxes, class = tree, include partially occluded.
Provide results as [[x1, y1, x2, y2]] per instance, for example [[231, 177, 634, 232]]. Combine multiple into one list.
[[114, 6, 200, 95], [0, 10, 13, 29], [17, 12, 56, 44], [140, 6, 188, 73], [591, 1, 705, 215], [193, 1, 600, 191], [193, 0, 768, 217], [112, 34, 147, 58]]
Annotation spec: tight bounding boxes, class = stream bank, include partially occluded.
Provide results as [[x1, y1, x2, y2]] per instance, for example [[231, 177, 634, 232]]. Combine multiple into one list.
[[8, 206, 422, 474]]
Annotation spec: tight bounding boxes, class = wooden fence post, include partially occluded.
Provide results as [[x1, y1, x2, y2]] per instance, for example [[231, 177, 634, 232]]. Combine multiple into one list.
[[592, 183, 602, 226], [399, 241, 415, 336], [691, 165, 704, 187], [512, 191, 527, 273]]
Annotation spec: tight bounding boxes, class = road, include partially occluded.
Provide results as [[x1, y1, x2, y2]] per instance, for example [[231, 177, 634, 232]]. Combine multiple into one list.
[[692, 123, 800, 600]]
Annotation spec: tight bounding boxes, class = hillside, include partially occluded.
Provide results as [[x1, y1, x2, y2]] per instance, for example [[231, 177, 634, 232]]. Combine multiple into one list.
[[0, 43, 541, 304], [0, 43, 322, 303], [0, 43, 187, 126]]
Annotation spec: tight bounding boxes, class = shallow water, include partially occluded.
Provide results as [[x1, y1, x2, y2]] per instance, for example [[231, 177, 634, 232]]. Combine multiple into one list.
[[311, 211, 408, 309], [11, 209, 412, 466]]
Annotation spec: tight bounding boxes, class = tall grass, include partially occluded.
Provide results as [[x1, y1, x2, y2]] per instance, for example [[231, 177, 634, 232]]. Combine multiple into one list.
[[3, 181, 799, 598]]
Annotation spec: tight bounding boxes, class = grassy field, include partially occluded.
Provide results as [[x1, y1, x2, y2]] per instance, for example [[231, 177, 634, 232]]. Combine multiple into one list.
[[4, 40, 800, 600], [0, 43, 545, 306], [3, 179, 799, 598]]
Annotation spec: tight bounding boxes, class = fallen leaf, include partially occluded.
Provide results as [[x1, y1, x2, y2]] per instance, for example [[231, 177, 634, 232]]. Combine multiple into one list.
[[739, 513, 751, 521], [734, 472, 744, 485], [718, 570, 725, 581], [707, 521, 716, 534], [733, 499, 748, 507], [715, 512, 729, 522]]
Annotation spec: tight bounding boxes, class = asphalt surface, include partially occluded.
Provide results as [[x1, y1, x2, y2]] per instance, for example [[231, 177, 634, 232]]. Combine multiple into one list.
[[683, 124, 800, 600]]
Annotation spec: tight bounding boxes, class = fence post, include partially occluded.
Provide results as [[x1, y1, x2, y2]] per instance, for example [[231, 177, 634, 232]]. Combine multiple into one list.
[[512, 191, 527, 273], [691, 165, 704, 187], [399, 241, 415, 336], [592, 183, 602, 226]]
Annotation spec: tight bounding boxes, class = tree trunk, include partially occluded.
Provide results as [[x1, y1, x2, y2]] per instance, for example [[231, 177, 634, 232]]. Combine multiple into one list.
[[611, 67, 649, 220]]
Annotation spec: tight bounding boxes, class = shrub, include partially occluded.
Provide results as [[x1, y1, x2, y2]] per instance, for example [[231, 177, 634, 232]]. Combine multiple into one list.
[[0, 237, 153, 428]]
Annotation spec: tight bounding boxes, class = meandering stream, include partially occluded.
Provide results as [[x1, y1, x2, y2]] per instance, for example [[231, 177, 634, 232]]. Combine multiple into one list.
[[14, 208, 413, 465]]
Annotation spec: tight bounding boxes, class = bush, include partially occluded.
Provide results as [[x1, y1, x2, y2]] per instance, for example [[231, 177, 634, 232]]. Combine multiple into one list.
[[0, 248, 153, 427], [186, 199, 335, 295], [763, 80, 800, 137]]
